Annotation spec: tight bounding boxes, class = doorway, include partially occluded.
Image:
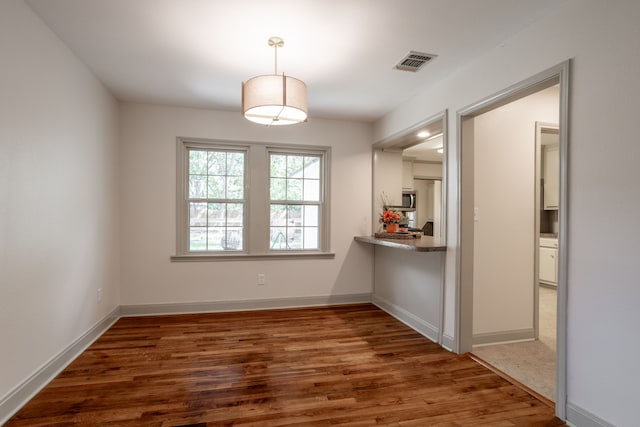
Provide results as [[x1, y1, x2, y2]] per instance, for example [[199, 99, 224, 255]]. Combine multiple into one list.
[[471, 117, 559, 404], [455, 61, 569, 419]]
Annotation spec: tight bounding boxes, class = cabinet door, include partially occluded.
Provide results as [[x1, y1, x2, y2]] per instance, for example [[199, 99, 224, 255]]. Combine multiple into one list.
[[539, 246, 557, 285], [402, 160, 414, 190], [543, 145, 559, 210], [374, 150, 403, 206]]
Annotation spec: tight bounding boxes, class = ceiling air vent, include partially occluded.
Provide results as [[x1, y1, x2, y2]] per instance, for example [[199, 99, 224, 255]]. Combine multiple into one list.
[[394, 51, 437, 72]]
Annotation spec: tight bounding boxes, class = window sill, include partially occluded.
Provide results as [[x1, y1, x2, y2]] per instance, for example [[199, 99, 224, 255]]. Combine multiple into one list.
[[171, 252, 336, 262]]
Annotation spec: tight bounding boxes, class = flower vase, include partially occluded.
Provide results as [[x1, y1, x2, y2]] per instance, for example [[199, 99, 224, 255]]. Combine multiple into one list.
[[386, 223, 398, 233]]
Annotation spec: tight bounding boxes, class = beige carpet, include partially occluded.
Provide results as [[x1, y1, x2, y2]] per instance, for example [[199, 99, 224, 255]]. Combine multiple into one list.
[[472, 286, 557, 401]]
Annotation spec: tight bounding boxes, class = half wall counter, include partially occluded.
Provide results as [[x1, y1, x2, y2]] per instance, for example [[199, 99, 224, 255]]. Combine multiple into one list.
[[355, 234, 447, 347], [354, 235, 446, 252]]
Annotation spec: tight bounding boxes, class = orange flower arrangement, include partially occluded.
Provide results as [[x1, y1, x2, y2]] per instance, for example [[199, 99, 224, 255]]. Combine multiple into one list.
[[378, 193, 402, 226], [381, 209, 400, 224]]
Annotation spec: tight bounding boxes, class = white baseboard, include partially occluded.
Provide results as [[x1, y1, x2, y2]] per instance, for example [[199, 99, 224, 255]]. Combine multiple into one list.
[[0, 306, 120, 426], [120, 293, 372, 317], [472, 328, 535, 346], [441, 333, 456, 352], [566, 403, 615, 427], [372, 294, 439, 343]]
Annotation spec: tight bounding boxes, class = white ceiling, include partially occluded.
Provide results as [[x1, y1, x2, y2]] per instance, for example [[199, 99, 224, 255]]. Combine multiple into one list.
[[403, 136, 443, 162], [26, 0, 562, 122]]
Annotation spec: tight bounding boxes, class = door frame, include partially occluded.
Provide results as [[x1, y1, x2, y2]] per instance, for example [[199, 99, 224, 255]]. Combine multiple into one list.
[[454, 60, 570, 419]]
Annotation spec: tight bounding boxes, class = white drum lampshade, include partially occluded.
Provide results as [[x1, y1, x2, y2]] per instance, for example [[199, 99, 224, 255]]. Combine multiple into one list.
[[242, 74, 307, 125]]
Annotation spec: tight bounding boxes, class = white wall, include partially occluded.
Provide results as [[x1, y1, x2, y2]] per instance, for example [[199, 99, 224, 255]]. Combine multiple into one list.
[[402, 160, 414, 189], [119, 103, 373, 306], [373, 246, 443, 343], [0, 0, 120, 405], [374, 1, 640, 425], [473, 87, 558, 338]]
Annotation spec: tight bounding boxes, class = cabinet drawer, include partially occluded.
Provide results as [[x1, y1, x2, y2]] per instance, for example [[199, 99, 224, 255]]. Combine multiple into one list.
[[539, 237, 558, 248]]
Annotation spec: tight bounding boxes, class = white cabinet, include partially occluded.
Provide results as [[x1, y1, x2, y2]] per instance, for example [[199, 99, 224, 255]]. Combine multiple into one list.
[[543, 145, 559, 210], [539, 247, 557, 284], [374, 150, 403, 206], [539, 237, 558, 286], [402, 160, 414, 189]]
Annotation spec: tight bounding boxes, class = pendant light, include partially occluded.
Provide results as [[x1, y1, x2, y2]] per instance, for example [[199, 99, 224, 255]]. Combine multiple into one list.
[[242, 37, 308, 126]]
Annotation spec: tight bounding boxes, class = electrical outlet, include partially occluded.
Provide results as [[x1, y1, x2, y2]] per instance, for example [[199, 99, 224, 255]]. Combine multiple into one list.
[[97, 288, 102, 303], [257, 274, 266, 285]]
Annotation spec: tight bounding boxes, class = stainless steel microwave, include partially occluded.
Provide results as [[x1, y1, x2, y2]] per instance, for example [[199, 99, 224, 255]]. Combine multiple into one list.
[[402, 191, 416, 209]]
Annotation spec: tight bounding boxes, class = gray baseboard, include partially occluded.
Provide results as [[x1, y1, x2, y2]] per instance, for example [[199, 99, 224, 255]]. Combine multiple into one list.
[[441, 333, 456, 352], [0, 299, 617, 427], [566, 403, 615, 427], [0, 294, 371, 424], [0, 306, 120, 426], [120, 293, 372, 317], [472, 328, 535, 346], [372, 294, 439, 343]]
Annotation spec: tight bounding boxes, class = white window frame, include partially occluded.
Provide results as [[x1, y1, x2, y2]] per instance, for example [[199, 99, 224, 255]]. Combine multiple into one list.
[[178, 141, 248, 254], [173, 137, 333, 261], [268, 148, 327, 252]]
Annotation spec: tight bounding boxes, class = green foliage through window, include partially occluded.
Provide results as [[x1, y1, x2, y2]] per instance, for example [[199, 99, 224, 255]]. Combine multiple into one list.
[[188, 148, 245, 251], [269, 153, 321, 250]]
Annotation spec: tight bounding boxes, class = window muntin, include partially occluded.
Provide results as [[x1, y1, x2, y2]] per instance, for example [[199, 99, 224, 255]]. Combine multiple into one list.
[[187, 148, 245, 252], [269, 153, 322, 250]]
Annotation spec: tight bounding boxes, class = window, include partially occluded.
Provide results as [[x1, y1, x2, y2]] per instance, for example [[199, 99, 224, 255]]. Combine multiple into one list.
[[186, 147, 246, 252], [269, 153, 322, 250], [175, 139, 331, 259]]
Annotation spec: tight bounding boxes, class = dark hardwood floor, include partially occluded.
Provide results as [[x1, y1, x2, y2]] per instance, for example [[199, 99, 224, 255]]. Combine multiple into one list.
[[7, 304, 565, 426]]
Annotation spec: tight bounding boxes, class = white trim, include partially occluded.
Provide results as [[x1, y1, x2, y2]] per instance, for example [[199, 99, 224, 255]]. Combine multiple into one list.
[[0, 307, 120, 426], [441, 334, 455, 352], [412, 160, 443, 165], [566, 403, 615, 427], [413, 175, 442, 180], [438, 249, 447, 345], [374, 112, 443, 149], [472, 328, 535, 346], [455, 60, 570, 420], [372, 294, 439, 343], [555, 59, 571, 421], [441, 110, 449, 247], [120, 294, 372, 317], [171, 252, 335, 261]]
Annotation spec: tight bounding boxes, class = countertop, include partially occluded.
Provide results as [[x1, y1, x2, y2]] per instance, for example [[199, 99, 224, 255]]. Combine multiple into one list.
[[540, 233, 558, 238], [354, 235, 446, 252]]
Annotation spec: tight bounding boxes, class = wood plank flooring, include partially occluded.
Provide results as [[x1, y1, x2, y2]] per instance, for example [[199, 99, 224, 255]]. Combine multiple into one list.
[[6, 304, 565, 426]]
